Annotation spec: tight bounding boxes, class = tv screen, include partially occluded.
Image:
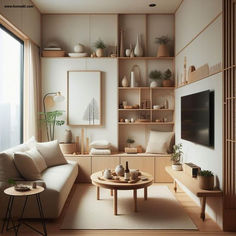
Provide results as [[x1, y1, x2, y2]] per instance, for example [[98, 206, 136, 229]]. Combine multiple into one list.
[[181, 90, 214, 147]]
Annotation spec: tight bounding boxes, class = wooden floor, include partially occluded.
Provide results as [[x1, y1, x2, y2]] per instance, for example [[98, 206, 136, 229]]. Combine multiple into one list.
[[1, 183, 235, 236]]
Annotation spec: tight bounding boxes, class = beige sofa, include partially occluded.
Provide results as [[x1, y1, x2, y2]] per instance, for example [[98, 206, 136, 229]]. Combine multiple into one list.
[[0, 142, 78, 219]]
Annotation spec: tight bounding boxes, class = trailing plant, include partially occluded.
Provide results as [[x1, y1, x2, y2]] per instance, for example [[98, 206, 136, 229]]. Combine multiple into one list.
[[199, 170, 214, 177], [127, 138, 135, 147], [149, 70, 162, 81], [39, 110, 65, 141], [171, 143, 183, 165], [94, 39, 106, 49], [163, 69, 172, 80], [155, 35, 170, 45]]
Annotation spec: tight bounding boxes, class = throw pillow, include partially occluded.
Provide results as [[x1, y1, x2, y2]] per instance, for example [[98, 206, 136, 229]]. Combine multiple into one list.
[[146, 131, 174, 154], [36, 140, 67, 167], [14, 153, 42, 180], [89, 140, 111, 149]]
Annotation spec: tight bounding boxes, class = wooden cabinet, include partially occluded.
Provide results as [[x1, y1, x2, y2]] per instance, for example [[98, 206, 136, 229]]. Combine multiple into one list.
[[120, 156, 154, 177], [65, 156, 91, 183], [91, 156, 120, 173], [154, 156, 172, 182]]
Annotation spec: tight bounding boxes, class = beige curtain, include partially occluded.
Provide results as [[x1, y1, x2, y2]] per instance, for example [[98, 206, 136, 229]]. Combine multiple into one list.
[[23, 40, 41, 141]]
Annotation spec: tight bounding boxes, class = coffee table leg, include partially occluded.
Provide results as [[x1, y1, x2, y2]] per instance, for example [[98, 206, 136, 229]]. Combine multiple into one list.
[[113, 189, 117, 215], [110, 189, 113, 196], [133, 189, 137, 212], [97, 187, 100, 200], [144, 187, 147, 200]]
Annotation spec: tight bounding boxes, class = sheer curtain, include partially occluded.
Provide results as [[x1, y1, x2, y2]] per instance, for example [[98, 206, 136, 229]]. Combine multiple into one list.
[[24, 40, 41, 141]]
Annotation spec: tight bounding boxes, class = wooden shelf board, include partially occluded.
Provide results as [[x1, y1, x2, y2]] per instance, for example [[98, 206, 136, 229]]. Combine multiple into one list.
[[64, 153, 171, 157], [118, 109, 174, 111], [118, 57, 174, 60], [118, 122, 174, 125], [165, 166, 223, 197], [118, 87, 175, 90]]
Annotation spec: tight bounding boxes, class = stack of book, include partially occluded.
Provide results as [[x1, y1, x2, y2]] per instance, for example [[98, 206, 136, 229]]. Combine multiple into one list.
[[42, 47, 66, 57]]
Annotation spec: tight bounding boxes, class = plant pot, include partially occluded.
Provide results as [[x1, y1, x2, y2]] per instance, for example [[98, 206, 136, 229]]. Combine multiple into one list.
[[157, 44, 169, 57], [172, 164, 182, 171], [162, 79, 173, 87], [198, 175, 214, 190], [96, 48, 104, 57]]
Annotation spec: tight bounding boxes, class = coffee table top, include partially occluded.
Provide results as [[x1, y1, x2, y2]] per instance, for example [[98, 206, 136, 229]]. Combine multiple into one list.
[[91, 171, 153, 190], [4, 186, 44, 196]]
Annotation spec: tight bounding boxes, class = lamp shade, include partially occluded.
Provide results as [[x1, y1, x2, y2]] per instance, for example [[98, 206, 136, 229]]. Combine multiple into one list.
[[53, 92, 65, 102]]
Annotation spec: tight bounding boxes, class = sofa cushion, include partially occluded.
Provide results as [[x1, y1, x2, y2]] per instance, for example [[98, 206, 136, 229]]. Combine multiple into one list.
[[146, 131, 174, 154], [36, 140, 67, 167], [14, 150, 46, 181]]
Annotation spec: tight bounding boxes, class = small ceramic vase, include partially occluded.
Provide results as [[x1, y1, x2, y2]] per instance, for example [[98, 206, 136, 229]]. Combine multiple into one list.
[[96, 48, 103, 57], [104, 169, 112, 179], [157, 44, 169, 57], [64, 129, 72, 143], [134, 34, 143, 57], [121, 76, 129, 87], [125, 49, 131, 57], [74, 43, 84, 53], [150, 81, 158, 88], [115, 164, 125, 176]]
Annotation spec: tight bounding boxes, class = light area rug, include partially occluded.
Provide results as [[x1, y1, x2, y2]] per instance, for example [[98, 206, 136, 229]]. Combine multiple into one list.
[[61, 184, 197, 230]]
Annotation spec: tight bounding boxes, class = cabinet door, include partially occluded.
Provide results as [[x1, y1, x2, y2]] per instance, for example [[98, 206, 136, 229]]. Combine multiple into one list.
[[66, 156, 91, 183], [92, 156, 120, 173], [120, 156, 154, 177], [155, 156, 172, 183]]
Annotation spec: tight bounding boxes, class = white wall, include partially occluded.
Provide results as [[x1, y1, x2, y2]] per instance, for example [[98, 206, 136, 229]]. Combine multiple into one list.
[[175, 0, 223, 228], [0, 0, 41, 45], [41, 58, 118, 150]]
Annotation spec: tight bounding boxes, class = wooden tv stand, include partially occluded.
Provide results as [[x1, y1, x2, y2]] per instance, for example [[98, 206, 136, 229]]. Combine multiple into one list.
[[165, 166, 223, 221]]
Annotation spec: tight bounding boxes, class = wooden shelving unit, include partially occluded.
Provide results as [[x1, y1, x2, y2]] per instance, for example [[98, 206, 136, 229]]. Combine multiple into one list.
[[118, 122, 174, 125]]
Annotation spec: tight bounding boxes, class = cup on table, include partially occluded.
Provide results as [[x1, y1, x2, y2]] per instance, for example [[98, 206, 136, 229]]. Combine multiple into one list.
[[130, 169, 139, 180]]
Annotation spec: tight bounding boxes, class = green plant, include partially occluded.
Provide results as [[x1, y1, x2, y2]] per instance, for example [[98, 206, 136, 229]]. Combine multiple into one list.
[[163, 69, 172, 80], [94, 39, 106, 49], [171, 143, 183, 165], [149, 70, 162, 81], [39, 110, 65, 141], [127, 138, 135, 147], [8, 179, 16, 185], [199, 170, 214, 177], [155, 35, 170, 45]]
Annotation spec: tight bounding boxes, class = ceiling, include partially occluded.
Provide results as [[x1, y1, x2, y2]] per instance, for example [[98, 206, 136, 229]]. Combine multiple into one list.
[[31, 0, 182, 14]]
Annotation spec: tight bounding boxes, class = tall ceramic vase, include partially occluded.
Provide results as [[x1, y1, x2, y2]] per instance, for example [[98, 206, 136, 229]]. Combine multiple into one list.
[[134, 34, 143, 57]]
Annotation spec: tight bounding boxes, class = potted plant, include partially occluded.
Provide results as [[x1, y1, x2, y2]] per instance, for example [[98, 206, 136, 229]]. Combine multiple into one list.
[[162, 69, 173, 87], [126, 138, 135, 147], [39, 110, 65, 141], [149, 70, 162, 87], [155, 35, 170, 57], [198, 170, 214, 190], [171, 143, 183, 171], [94, 39, 106, 57]]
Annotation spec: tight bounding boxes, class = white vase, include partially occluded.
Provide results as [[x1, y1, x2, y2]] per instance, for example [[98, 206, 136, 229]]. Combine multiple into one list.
[[74, 43, 84, 53], [121, 76, 129, 87], [125, 49, 131, 57], [96, 48, 103, 57], [134, 34, 143, 57], [150, 81, 157, 88], [130, 71, 135, 87]]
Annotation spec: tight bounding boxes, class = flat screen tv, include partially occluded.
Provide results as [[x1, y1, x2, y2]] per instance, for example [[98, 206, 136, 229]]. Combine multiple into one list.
[[181, 90, 214, 147]]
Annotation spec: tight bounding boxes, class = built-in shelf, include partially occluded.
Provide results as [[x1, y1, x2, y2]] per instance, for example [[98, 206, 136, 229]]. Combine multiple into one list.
[[118, 57, 174, 60], [118, 87, 175, 90], [118, 109, 174, 111], [118, 122, 174, 125]]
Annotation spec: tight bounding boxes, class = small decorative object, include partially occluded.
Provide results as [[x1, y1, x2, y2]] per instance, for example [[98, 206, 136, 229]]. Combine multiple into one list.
[[130, 118, 135, 123], [198, 170, 214, 190], [184, 56, 187, 83], [103, 169, 112, 179], [136, 145, 142, 153], [81, 128, 85, 155], [149, 70, 162, 87], [94, 39, 106, 57], [155, 35, 170, 57], [171, 143, 183, 171], [63, 129, 72, 143], [120, 118, 124, 122], [164, 99, 169, 109], [125, 49, 131, 57], [156, 119, 161, 122], [74, 43, 84, 53], [130, 169, 139, 180], [125, 119, 129, 123], [153, 105, 161, 109], [125, 147, 137, 154], [124, 105, 133, 109], [162, 69, 173, 87], [110, 53, 117, 58], [133, 104, 139, 109], [14, 184, 31, 192], [164, 117, 168, 122], [122, 101, 128, 107], [75, 136, 79, 154], [120, 29, 124, 57], [134, 34, 143, 57], [115, 164, 125, 176], [121, 76, 129, 87], [127, 137, 135, 147], [130, 71, 135, 87], [86, 137, 90, 154], [32, 182, 37, 189], [188, 65, 196, 82]]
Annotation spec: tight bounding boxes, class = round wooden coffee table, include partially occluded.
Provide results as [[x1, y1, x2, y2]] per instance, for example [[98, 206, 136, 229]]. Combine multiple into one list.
[[90, 171, 153, 215]]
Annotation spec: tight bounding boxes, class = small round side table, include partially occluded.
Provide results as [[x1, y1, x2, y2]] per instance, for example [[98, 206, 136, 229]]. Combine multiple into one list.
[[1, 186, 47, 236]]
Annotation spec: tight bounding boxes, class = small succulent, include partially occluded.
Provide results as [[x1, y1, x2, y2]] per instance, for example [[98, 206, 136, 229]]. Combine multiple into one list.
[[199, 170, 214, 177], [155, 36, 170, 45], [149, 70, 162, 80], [94, 39, 106, 49], [163, 69, 172, 80], [127, 138, 135, 144]]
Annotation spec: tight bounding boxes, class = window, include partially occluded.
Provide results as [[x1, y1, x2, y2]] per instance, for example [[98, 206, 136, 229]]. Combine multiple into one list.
[[0, 25, 24, 151]]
